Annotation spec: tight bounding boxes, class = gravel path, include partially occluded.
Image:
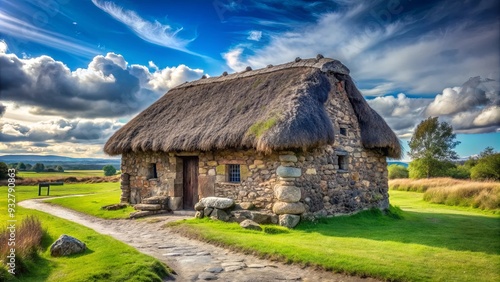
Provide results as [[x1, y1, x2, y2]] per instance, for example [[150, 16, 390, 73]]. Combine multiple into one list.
[[19, 197, 379, 282]]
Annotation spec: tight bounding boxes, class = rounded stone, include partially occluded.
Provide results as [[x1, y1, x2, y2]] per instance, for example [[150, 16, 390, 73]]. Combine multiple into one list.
[[276, 166, 301, 178], [279, 214, 301, 228], [272, 202, 305, 215], [279, 155, 298, 162], [274, 185, 301, 203]]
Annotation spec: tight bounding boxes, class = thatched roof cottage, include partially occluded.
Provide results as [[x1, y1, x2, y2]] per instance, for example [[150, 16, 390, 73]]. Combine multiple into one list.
[[104, 56, 401, 223]]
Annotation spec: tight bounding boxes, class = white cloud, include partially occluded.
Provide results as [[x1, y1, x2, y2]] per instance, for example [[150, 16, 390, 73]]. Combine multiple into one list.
[[223, 3, 500, 94], [248, 30, 262, 41], [91, 0, 201, 57], [222, 47, 247, 72], [0, 42, 206, 118], [0, 40, 7, 53], [360, 82, 396, 96]]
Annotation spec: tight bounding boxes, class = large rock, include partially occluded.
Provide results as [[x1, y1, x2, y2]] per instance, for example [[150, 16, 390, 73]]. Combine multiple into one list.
[[200, 197, 235, 210], [276, 166, 302, 178], [274, 186, 301, 203], [194, 202, 205, 211], [279, 214, 301, 228], [279, 155, 298, 162], [272, 202, 305, 215], [210, 209, 230, 222], [204, 207, 214, 217], [239, 219, 262, 231], [50, 235, 86, 257]]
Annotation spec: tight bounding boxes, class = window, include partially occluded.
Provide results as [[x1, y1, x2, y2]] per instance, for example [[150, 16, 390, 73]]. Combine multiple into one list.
[[339, 127, 347, 136], [149, 163, 158, 179], [228, 164, 241, 183], [336, 151, 348, 171]]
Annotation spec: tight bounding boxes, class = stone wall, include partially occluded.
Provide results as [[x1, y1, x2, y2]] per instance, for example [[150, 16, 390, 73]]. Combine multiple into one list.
[[121, 152, 173, 204], [119, 77, 390, 217]]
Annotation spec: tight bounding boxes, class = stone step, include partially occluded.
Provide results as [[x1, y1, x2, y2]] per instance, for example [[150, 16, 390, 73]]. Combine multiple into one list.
[[172, 210, 196, 216], [129, 210, 169, 219], [134, 204, 163, 211], [142, 196, 169, 205]]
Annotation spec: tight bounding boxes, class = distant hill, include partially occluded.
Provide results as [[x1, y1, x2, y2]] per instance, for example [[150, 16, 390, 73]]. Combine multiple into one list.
[[387, 161, 409, 168], [0, 154, 120, 170]]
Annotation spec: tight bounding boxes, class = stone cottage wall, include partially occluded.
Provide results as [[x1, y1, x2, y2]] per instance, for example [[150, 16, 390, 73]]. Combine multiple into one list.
[[119, 76, 390, 216], [121, 152, 173, 204]]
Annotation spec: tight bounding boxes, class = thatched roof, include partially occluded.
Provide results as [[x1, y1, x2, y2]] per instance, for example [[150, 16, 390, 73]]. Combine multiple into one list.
[[104, 57, 401, 158]]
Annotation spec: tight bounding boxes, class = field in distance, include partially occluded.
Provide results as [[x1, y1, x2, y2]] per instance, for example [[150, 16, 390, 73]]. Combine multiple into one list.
[[17, 170, 106, 179]]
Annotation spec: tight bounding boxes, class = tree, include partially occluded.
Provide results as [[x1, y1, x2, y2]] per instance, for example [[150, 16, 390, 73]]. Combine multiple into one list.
[[33, 163, 45, 173], [0, 162, 8, 180], [56, 165, 64, 172], [388, 164, 409, 179], [479, 146, 495, 158], [103, 165, 117, 176], [26, 163, 33, 171], [16, 162, 27, 171], [471, 153, 500, 181], [408, 117, 460, 178]]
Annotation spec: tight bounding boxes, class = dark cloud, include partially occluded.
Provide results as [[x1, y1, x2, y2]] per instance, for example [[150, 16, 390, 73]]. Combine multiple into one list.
[[0, 103, 5, 117], [0, 47, 204, 119], [0, 119, 122, 143]]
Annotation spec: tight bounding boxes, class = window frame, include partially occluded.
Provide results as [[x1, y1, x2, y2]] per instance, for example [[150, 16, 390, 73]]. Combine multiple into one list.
[[339, 127, 347, 136], [227, 164, 241, 183], [336, 151, 349, 172]]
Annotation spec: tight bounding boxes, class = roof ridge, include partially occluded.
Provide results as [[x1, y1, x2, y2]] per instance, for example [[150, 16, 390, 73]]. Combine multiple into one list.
[[175, 57, 350, 89]]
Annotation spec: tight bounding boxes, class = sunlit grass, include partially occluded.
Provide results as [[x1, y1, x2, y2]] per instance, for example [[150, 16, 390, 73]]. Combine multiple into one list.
[[0, 183, 168, 281], [169, 190, 500, 282]]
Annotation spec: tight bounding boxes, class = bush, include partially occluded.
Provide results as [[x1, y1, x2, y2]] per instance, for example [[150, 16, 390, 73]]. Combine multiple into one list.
[[388, 164, 409, 179], [0, 162, 8, 180], [471, 153, 500, 181], [103, 165, 117, 176], [409, 159, 456, 179], [446, 165, 470, 179]]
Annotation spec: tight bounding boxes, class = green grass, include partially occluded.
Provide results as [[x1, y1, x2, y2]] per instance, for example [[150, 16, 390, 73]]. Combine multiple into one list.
[[0, 183, 169, 281], [45, 189, 135, 219], [17, 170, 106, 179], [169, 190, 500, 282]]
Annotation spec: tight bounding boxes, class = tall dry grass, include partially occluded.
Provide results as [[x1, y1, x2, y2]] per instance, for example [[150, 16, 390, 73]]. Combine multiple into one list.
[[0, 216, 44, 275], [389, 178, 500, 210]]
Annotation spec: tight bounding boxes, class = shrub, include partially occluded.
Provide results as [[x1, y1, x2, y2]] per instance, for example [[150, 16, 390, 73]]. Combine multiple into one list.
[[263, 226, 290, 234], [388, 164, 409, 179], [103, 165, 117, 176], [470, 153, 500, 181], [446, 165, 470, 179], [0, 162, 8, 180], [423, 183, 500, 210]]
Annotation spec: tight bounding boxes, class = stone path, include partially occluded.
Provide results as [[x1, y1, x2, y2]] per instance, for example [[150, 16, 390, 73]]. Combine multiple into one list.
[[19, 197, 379, 282]]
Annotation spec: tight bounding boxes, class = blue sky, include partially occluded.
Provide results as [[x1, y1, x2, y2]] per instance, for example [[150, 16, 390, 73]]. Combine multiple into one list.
[[0, 0, 499, 160]]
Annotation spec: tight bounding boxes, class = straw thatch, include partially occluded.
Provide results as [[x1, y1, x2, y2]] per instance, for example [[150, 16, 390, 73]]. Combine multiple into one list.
[[104, 58, 401, 158]]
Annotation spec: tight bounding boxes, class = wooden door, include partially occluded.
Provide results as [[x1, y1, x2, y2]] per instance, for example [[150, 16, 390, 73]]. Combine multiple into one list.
[[182, 157, 199, 210]]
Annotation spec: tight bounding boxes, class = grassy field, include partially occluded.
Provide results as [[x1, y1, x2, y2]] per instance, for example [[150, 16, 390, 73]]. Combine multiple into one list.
[[44, 185, 135, 219], [389, 178, 500, 211], [169, 190, 500, 282], [0, 183, 168, 281], [17, 170, 106, 179]]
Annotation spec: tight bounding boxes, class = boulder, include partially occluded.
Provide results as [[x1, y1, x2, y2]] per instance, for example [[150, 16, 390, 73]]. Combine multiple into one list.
[[194, 202, 205, 211], [272, 202, 305, 215], [279, 214, 301, 228], [236, 202, 255, 210], [239, 219, 262, 231], [210, 209, 230, 222], [204, 207, 214, 217], [276, 166, 301, 178], [50, 235, 86, 257], [250, 211, 273, 224], [200, 197, 235, 210], [274, 186, 301, 203]]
